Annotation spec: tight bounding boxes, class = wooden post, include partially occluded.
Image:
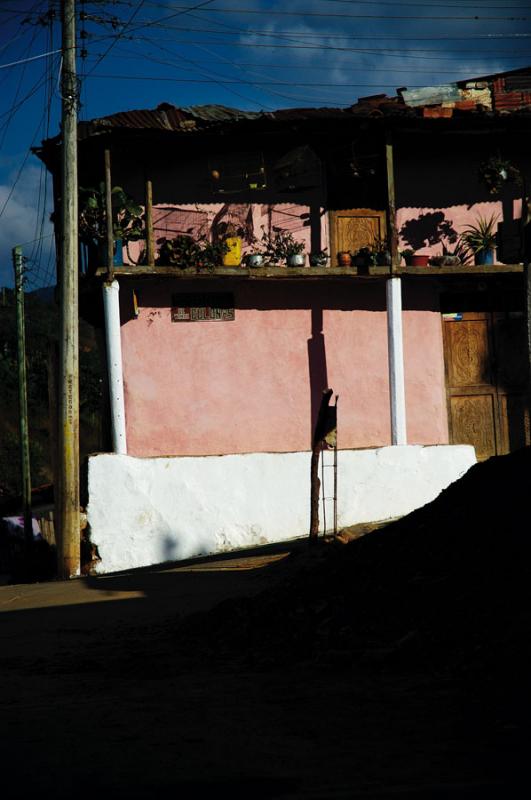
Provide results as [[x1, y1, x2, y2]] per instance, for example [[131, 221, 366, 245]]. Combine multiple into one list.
[[57, 0, 80, 578], [309, 388, 333, 542], [145, 178, 155, 266], [104, 147, 114, 280], [46, 341, 59, 494], [385, 129, 399, 271], [526, 263, 531, 421], [13, 246, 32, 552]]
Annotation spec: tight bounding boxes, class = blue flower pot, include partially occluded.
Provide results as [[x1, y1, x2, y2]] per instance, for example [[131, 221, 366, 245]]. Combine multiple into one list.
[[474, 248, 494, 265]]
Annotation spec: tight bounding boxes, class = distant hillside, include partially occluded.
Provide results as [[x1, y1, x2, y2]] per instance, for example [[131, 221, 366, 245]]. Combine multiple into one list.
[[0, 288, 107, 503]]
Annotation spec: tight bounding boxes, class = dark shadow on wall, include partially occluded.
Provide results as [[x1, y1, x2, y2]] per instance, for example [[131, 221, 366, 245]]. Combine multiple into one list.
[[120, 277, 440, 314], [307, 307, 328, 443], [399, 212, 458, 252]]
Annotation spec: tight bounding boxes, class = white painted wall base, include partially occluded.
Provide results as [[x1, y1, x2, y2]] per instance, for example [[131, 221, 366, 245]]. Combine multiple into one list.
[[87, 445, 476, 574]]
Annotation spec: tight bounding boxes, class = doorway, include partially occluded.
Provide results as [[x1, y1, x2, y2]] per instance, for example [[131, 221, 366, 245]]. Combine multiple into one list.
[[443, 310, 530, 460]]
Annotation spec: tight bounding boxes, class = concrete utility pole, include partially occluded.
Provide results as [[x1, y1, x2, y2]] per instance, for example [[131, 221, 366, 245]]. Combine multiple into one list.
[[13, 246, 32, 552], [57, 0, 80, 578]]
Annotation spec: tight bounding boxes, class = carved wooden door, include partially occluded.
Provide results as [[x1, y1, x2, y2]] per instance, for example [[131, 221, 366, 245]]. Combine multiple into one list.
[[443, 311, 529, 460], [329, 209, 386, 262]]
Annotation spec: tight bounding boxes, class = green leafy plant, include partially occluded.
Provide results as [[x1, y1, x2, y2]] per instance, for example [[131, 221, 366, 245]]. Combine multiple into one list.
[[352, 246, 377, 267], [479, 155, 522, 196], [371, 235, 392, 266], [156, 234, 202, 267], [156, 235, 228, 269], [400, 248, 415, 265], [261, 227, 305, 263], [460, 214, 499, 256], [309, 248, 329, 266], [79, 184, 144, 245], [197, 238, 229, 269], [430, 239, 471, 266]]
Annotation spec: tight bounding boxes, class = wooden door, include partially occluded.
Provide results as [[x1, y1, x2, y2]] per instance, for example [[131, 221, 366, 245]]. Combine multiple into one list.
[[329, 208, 386, 261], [443, 311, 530, 460]]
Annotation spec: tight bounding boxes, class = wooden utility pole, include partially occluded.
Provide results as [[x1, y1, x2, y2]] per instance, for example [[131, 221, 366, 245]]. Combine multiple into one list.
[[385, 129, 399, 270], [13, 246, 32, 552], [57, 0, 80, 578], [104, 148, 114, 279], [145, 178, 155, 266]]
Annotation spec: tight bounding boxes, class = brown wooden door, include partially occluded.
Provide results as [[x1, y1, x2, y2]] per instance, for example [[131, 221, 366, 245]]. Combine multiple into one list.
[[443, 311, 530, 460], [329, 208, 386, 261]]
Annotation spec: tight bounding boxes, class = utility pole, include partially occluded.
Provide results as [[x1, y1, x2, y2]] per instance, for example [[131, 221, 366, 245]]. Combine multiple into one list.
[[13, 246, 32, 553], [57, 0, 80, 578]]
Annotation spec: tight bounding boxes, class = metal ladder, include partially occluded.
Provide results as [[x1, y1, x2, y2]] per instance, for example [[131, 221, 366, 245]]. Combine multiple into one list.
[[320, 395, 338, 537]]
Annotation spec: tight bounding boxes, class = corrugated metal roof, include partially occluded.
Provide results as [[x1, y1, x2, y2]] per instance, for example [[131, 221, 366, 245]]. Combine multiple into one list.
[[182, 104, 262, 122], [39, 67, 531, 155]]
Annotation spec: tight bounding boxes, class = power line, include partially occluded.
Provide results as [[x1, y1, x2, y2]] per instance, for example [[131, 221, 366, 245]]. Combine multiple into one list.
[[92, 23, 531, 42], [137, 0, 531, 11], [0, 106, 47, 226], [96, 35, 531, 60], [84, 0, 149, 75], [84, 0, 218, 76], [115, 4, 530, 22], [87, 73, 519, 87], [94, 25, 531, 47], [0, 47, 61, 70], [112, 53, 523, 75], [0, 22, 41, 145]]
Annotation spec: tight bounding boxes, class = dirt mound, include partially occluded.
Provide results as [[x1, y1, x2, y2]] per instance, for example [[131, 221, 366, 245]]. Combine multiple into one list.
[[179, 446, 531, 675]]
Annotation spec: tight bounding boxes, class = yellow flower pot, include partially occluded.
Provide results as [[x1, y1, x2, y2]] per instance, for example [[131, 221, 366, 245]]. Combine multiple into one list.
[[222, 236, 242, 266]]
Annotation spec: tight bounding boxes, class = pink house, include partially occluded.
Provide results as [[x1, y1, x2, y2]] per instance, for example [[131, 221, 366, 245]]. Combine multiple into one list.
[[37, 68, 531, 573]]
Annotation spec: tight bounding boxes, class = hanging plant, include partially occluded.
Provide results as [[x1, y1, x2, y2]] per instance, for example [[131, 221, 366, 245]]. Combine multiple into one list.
[[479, 155, 522, 195]]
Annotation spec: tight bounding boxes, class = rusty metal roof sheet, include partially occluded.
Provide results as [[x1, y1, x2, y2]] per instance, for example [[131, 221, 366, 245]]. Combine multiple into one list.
[[40, 67, 531, 155]]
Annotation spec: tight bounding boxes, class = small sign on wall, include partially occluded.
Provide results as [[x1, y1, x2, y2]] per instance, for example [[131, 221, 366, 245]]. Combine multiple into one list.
[[171, 292, 235, 322]]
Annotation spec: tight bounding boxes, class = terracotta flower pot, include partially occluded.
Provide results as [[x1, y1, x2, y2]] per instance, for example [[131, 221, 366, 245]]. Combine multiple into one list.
[[337, 251, 352, 267], [410, 254, 430, 267]]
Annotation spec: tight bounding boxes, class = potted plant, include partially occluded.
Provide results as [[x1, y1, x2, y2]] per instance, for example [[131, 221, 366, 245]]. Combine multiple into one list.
[[479, 155, 522, 196], [372, 236, 392, 266], [261, 228, 305, 266], [243, 240, 266, 268], [215, 221, 244, 267], [79, 184, 144, 267], [412, 254, 430, 267], [156, 234, 203, 268], [429, 239, 470, 267], [400, 248, 415, 266], [198, 237, 229, 270], [337, 251, 352, 267], [352, 246, 376, 268], [460, 214, 499, 265], [309, 249, 329, 267]]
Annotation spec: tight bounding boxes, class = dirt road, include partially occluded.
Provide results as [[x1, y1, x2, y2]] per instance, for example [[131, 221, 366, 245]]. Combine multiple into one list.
[[0, 539, 524, 798]]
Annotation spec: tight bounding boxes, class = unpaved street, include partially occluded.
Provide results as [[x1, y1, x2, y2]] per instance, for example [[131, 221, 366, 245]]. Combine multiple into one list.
[[0, 538, 526, 798]]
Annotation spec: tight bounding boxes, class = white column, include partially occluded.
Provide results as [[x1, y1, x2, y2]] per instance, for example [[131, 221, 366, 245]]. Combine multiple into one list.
[[103, 280, 127, 454], [386, 277, 407, 445]]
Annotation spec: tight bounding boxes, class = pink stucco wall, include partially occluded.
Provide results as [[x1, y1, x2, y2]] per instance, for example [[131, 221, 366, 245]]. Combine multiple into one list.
[[124, 202, 328, 266], [120, 282, 448, 457], [397, 201, 506, 260]]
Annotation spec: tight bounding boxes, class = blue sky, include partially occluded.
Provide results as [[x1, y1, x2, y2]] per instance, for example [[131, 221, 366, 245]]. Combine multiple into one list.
[[0, 0, 530, 288]]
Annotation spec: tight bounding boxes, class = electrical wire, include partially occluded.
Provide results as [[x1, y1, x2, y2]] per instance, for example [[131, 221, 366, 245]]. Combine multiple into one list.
[[87, 72, 513, 88], [91, 34, 531, 60], [111, 4, 530, 23], [0, 48, 61, 70], [84, 0, 149, 75]]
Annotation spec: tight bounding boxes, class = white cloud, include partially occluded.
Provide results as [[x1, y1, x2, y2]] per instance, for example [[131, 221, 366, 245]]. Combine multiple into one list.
[[0, 159, 54, 288]]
